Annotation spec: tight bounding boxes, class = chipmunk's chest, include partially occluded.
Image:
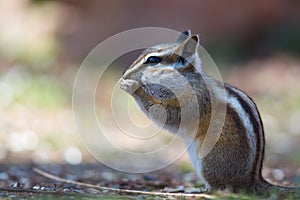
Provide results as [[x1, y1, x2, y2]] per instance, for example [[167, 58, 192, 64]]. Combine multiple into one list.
[[133, 90, 181, 132]]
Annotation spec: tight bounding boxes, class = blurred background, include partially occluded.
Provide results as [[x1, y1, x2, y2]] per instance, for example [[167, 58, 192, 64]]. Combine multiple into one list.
[[0, 0, 300, 181]]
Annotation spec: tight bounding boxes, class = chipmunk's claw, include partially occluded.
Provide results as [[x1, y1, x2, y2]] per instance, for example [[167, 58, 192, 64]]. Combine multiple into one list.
[[118, 78, 141, 94]]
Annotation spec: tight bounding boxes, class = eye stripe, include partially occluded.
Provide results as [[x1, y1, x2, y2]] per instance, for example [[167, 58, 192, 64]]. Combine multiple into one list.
[[176, 56, 186, 65]]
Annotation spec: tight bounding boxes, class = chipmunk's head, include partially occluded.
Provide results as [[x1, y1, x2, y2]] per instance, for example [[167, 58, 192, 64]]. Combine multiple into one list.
[[119, 30, 202, 96], [119, 31, 203, 131]]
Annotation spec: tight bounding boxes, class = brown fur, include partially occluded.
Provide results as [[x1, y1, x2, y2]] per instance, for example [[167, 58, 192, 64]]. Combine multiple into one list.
[[119, 32, 299, 198], [201, 104, 252, 191]]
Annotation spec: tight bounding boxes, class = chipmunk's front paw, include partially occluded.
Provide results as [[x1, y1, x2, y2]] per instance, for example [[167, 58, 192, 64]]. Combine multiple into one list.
[[118, 78, 141, 94]]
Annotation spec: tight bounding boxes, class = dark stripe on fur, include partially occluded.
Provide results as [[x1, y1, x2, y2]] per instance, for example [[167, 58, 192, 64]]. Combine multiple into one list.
[[225, 84, 264, 182]]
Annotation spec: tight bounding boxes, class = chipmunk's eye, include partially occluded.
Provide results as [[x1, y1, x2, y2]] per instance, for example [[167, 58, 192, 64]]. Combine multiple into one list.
[[144, 56, 162, 64]]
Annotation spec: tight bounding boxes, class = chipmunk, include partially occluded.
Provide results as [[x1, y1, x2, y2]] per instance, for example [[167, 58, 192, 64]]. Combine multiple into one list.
[[119, 30, 299, 196]]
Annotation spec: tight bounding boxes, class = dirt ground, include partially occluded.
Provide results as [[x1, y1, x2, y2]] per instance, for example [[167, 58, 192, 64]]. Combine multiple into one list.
[[0, 162, 298, 199]]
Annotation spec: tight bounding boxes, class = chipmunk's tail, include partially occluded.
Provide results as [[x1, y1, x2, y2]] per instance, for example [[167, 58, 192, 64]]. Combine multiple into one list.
[[256, 179, 300, 199]]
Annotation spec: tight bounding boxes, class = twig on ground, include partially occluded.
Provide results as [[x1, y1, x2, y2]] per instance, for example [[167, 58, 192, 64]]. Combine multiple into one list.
[[33, 167, 215, 198]]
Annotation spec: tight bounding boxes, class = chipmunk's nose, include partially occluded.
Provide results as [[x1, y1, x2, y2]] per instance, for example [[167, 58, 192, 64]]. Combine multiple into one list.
[[122, 59, 145, 80], [122, 68, 131, 79], [122, 68, 126, 75], [122, 67, 141, 81]]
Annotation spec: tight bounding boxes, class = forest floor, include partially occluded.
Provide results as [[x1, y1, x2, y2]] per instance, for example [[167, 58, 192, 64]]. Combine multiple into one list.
[[0, 163, 299, 199]]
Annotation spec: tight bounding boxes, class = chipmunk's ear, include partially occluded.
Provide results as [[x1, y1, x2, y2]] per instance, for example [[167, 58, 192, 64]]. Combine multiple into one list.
[[176, 30, 191, 43], [179, 35, 199, 59]]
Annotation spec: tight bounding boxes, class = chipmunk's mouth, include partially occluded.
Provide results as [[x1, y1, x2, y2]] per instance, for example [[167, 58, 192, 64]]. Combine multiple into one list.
[[141, 83, 176, 100]]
